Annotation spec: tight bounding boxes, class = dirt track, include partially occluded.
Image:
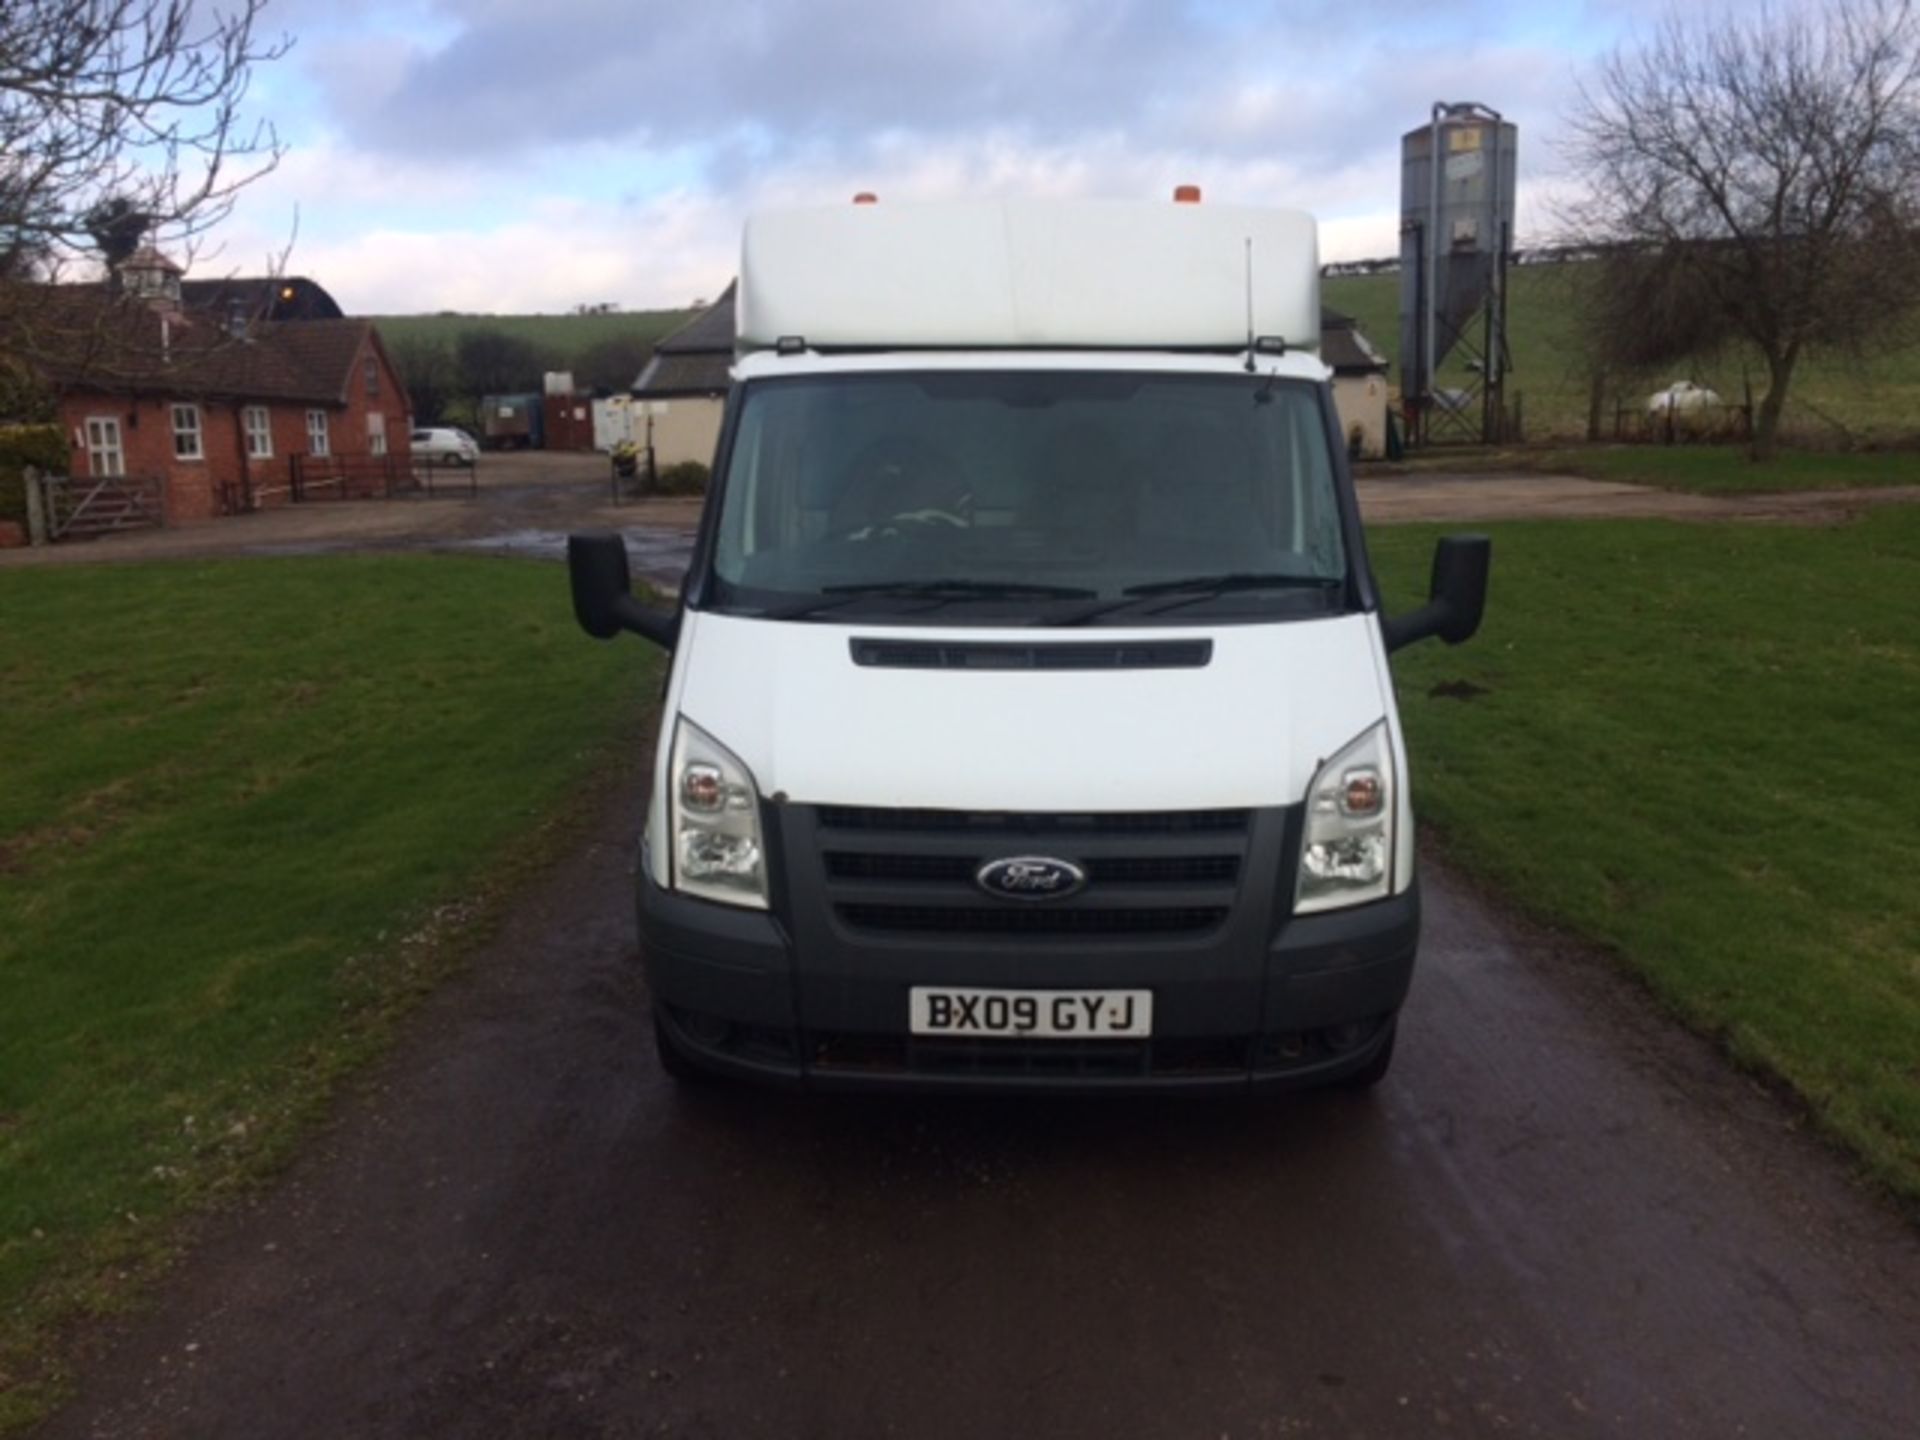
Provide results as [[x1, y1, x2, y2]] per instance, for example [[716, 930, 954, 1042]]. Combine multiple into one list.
[[37, 761, 1920, 1439], [1355, 469, 1920, 524], [0, 453, 703, 588]]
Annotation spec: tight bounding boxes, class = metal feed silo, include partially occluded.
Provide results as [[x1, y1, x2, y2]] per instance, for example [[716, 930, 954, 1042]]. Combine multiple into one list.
[[1398, 102, 1517, 444]]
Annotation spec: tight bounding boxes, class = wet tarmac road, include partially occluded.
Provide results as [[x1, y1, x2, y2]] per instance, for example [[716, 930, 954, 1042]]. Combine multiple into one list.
[[40, 768, 1920, 1439]]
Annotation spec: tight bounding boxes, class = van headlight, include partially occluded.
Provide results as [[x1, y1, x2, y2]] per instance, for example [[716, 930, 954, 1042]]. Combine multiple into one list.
[[669, 717, 768, 909], [1295, 722, 1395, 914]]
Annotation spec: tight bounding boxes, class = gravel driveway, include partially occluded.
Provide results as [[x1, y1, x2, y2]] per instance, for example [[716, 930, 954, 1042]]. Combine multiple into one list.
[[0, 452, 702, 589], [12, 454, 1917, 594]]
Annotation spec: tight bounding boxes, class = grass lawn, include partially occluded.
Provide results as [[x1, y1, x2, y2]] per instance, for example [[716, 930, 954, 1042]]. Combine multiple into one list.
[[1395, 443, 1920, 495], [1372, 507, 1920, 1206], [0, 556, 657, 1426], [1323, 266, 1920, 443]]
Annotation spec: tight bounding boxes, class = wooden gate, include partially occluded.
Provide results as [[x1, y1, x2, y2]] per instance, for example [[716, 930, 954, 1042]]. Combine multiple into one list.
[[42, 473, 166, 540]]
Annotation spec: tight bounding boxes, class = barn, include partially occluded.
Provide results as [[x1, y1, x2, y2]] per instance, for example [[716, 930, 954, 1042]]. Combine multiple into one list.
[[629, 282, 733, 468]]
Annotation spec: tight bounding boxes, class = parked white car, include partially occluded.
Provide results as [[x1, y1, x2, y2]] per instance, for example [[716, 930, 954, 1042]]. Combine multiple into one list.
[[410, 426, 479, 466]]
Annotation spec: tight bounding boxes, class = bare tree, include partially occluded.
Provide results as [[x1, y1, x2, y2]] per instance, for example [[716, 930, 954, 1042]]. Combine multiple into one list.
[[1, 1, 290, 386], [1564, 0, 1920, 457]]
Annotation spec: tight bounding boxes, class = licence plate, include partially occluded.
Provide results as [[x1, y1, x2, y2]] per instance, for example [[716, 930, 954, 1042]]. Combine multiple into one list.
[[909, 987, 1153, 1038]]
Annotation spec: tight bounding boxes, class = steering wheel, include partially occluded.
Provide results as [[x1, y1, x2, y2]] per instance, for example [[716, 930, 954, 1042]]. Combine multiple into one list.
[[827, 435, 969, 539]]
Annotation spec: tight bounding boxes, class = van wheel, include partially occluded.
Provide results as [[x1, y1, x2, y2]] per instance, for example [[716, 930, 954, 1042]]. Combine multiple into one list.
[[652, 1009, 708, 1083], [1339, 1019, 1397, 1090]]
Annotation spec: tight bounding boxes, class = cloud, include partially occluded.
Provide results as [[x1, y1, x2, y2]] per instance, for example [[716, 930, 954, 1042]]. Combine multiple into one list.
[[314, 0, 1576, 169], [199, 0, 1622, 311], [209, 127, 1574, 314]]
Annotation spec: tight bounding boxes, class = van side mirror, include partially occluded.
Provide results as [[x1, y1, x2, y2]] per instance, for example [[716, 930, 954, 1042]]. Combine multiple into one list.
[[568, 533, 679, 651], [1382, 534, 1490, 653]]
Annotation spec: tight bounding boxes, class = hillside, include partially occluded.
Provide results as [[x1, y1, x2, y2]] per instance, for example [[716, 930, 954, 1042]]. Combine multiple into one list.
[[370, 308, 697, 356], [1322, 266, 1920, 442], [368, 278, 1920, 443]]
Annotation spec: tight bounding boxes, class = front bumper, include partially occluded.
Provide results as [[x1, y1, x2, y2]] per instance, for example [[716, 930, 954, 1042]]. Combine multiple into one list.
[[637, 870, 1419, 1094]]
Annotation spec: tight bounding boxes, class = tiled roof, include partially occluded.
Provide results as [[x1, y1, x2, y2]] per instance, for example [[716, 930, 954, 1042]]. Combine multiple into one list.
[[257, 320, 379, 401], [178, 276, 345, 321], [1319, 306, 1389, 374], [654, 280, 736, 355], [633, 350, 731, 396], [15, 286, 381, 404], [123, 246, 184, 275]]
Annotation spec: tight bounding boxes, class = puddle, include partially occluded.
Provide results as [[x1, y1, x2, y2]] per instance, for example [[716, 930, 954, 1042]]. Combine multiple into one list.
[[442, 528, 693, 582]]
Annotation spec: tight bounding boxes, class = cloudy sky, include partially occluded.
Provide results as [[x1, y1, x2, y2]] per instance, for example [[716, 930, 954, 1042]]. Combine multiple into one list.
[[206, 0, 1667, 315]]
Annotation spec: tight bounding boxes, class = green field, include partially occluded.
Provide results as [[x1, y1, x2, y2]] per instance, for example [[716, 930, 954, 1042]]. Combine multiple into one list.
[[1373, 508, 1920, 1206], [369, 308, 696, 363], [0, 557, 658, 1425], [1400, 443, 1920, 495], [1324, 267, 1920, 443]]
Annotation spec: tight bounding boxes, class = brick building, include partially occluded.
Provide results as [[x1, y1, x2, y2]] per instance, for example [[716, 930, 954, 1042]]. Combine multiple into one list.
[[25, 251, 411, 523]]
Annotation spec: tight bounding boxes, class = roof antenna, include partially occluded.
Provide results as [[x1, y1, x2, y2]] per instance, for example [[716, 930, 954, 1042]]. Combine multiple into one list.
[[1243, 237, 1257, 373]]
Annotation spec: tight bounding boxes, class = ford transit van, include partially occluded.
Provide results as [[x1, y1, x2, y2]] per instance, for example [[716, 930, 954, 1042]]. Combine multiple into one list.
[[569, 195, 1489, 1092]]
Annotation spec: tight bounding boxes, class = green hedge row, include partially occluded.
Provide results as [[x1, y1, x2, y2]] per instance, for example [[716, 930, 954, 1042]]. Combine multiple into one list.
[[655, 459, 709, 494], [0, 424, 69, 528]]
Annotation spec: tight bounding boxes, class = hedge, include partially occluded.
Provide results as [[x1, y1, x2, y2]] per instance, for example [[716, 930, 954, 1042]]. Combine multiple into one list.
[[0, 424, 69, 527], [656, 459, 709, 494]]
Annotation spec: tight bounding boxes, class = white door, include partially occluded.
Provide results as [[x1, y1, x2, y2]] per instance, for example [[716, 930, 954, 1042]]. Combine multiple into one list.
[[84, 417, 125, 477]]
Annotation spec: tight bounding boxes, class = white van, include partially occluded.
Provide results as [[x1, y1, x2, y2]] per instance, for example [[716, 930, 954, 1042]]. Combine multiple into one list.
[[569, 195, 1489, 1092]]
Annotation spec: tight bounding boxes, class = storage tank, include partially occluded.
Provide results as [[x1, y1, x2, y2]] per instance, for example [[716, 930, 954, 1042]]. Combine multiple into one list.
[[1397, 103, 1518, 443]]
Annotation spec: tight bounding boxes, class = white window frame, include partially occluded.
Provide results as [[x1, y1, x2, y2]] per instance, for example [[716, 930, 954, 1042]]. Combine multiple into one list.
[[84, 416, 125, 477], [306, 408, 330, 457], [366, 410, 387, 456], [243, 405, 273, 459], [170, 402, 203, 461]]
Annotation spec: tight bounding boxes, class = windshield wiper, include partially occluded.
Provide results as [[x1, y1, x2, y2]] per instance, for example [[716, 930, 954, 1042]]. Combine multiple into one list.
[[762, 577, 1096, 621], [1046, 572, 1343, 626], [1121, 572, 1342, 598]]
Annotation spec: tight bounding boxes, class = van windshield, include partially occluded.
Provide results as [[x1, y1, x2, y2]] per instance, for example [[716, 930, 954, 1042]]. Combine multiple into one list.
[[706, 371, 1350, 626]]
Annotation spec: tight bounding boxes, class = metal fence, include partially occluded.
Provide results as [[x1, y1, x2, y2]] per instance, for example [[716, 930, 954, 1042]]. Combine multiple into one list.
[[1614, 401, 1754, 445], [608, 446, 657, 501], [289, 453, 473, 502]]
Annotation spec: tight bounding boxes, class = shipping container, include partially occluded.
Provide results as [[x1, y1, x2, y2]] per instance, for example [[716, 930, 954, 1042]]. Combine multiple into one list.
[[481, 393, 543, 450]]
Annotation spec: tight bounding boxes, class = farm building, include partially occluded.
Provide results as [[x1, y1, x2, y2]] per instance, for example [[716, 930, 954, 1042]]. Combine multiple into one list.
[[630, 281, 733, 467], [17, 249, 411, 527], [628, 284, 1394, 466], [1321, 307, 1392, 459]]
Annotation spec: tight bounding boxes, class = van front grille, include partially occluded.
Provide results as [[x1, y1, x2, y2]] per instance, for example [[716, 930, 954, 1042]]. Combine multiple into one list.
[[824, 853, 1241, 885], [806, 805, 1251, 944], [837, 903, 1228, 936]]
